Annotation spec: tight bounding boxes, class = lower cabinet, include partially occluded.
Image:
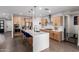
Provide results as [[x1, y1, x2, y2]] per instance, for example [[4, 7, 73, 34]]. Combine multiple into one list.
[[50, 31, 62, 41], [40, 29, 62, 42]]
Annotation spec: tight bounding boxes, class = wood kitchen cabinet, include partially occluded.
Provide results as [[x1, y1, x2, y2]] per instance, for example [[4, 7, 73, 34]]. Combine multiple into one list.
[[51, 16, 63, 26], [40, 29, 62, 42], [40, 18, 48, 26], [13, 16, 25, 25], [13, 16, 32, 26], [50, 31, 62, 41], [25, 18, 32, 27]]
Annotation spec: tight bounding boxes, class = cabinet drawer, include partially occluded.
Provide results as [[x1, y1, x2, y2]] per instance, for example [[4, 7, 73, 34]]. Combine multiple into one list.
[[52, 31, 62, 41]]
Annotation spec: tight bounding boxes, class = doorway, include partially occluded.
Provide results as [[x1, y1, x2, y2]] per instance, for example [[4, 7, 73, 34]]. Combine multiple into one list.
[[64, 16, 78, 44]]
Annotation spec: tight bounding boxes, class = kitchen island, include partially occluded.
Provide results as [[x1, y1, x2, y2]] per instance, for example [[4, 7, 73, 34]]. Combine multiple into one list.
[[22, 29, 49, 52]]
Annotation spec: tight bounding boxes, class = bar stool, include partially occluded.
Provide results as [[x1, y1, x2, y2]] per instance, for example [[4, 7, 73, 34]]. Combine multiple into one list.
[[21, 30, 33, 47]]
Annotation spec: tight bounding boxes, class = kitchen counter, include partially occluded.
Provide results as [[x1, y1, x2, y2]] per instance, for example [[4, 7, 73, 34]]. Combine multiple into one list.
[[41, 28, 63, 32], [23, 29, 49, 36], [22, 29, 49, 52], [41, 26, 64, 32], [40, 29, 63, 41], [52, 29, 63, 32]]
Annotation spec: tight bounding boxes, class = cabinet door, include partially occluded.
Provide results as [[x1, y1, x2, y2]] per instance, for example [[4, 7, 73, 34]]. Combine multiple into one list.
[[55, 16, 60, 26], [56, 32, 62, 41], [58, 16, 63, 26], [52, 32, 62, 41], [54, 32, 57, 40], [41, 18, 48, 26], [13, 16, 18, 24], [50, 31, 54, 39], [52, 16, 63, 26], [52, 17, 56, 26]]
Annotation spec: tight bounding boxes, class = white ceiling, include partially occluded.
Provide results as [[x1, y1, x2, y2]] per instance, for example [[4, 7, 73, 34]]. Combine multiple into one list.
[[0, 6, 79, 19]]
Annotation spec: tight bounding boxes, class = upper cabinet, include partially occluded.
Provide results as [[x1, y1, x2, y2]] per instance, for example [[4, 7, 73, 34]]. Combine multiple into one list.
[[40, 18, 48, 26], [25, 18, 32, 27], [13, 16, 33, 30], [13, 16, 25, 26], [51, 16, 63, 26], [13, 16, 19, 24], [13, 16, 32, 26]]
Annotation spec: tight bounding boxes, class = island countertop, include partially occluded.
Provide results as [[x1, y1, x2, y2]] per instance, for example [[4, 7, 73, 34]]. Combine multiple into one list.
[[22, 29, 49, 52], [22, 29, 49, 36]]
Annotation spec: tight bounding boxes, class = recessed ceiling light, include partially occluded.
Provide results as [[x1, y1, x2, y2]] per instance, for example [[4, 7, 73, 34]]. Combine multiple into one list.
[[2, 13, 6, 16], [49, 10, 51, 13], [39, 7, 42, 10]]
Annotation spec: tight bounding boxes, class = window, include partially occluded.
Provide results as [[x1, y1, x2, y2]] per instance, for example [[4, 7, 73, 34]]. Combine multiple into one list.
[[74, 16, 78, 25]]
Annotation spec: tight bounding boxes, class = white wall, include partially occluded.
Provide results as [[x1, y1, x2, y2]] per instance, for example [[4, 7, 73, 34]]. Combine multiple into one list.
[[33, 17, 41, 30], [71, 16, 78, 34], [12, 16, 13, 38], [62, 15, 78, 34], [33, 17, 41, 26], [4, 20, 12, 32], [5, 20, 12, 32], [33, 17, 41, 31], [67, 15, 73, 33], [66, 15, 78, 34]]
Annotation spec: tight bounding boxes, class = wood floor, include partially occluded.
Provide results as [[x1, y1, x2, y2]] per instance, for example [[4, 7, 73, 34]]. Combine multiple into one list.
[[0, 32, 79, 52], [42, 39, 79, 52], [0, 32, 32, 52]]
